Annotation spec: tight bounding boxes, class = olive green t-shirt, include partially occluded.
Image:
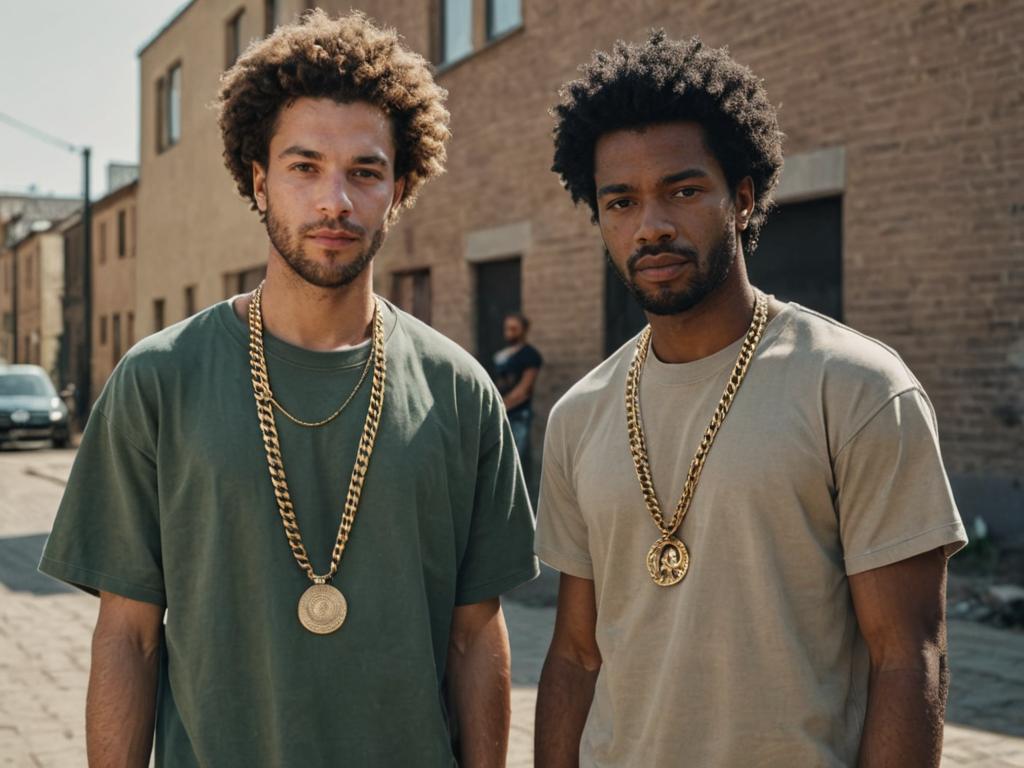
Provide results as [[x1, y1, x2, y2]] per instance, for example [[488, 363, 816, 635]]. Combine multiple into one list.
[[41, 298, 538, 767], [536, 302, 966, 767]]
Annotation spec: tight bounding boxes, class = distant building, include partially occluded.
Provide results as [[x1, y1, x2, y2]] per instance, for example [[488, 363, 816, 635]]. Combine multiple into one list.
[[58, 210, 88, 423], [9, 226, 64, 378], [0, 193, 79, 368], [90, 180, 138, 407], [135, 1, 1024, 530], [106, 163, 140, 193]]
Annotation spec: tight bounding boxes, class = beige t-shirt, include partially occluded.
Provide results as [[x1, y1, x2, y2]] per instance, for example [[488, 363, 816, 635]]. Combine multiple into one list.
[[536, 303, 967, 768]]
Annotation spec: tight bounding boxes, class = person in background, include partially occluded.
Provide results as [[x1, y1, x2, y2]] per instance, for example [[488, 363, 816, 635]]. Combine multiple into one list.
[[493, 312, 543, 468]]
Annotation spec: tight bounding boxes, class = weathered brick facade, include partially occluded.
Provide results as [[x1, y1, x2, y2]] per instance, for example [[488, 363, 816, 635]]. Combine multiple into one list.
[[136, 0, 1023, 529]]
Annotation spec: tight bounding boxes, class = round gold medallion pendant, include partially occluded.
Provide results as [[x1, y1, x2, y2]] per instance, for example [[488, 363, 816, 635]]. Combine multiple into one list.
[[646, 536, 690, 586], [297, 583, 348, 634]]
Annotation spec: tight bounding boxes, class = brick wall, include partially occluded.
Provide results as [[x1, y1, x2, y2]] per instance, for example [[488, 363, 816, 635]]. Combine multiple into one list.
[[367, 0, 1023, 523], [136, 0, 1023, 526]]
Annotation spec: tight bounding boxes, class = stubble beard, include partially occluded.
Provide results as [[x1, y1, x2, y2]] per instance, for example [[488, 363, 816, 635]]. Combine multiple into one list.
[[607, 215, 738, 316], [265, 199, 386, 289]]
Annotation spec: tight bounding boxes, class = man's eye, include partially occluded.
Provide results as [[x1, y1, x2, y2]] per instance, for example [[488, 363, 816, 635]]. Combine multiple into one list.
[[290, 163, 315, 173], [353, 169, 383, 179], [674, 187, 699, 198], [607, 199, 632, 210]]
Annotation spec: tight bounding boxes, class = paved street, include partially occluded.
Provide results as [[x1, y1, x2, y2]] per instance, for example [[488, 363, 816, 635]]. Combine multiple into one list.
[[2, 447, 1023, 766]]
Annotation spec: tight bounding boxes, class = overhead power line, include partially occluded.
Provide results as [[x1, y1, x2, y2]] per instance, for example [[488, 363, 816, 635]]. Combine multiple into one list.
[[0, 111, 79, 154]]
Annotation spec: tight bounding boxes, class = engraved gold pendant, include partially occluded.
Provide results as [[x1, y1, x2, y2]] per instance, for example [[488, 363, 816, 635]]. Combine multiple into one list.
[[297, 583, 348, 634], [646, 536, 690, 586]]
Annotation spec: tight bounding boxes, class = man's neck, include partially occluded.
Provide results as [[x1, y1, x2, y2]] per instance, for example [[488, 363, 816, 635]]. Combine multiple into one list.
[[646, 270, 757, 364], [237, 256, 375, 352]]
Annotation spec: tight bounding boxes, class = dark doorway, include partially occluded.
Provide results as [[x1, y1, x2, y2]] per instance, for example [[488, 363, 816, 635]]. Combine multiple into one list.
[[475, 257, 521, 375], [748, 196, 843, 320], [604, 258, 647, 356]]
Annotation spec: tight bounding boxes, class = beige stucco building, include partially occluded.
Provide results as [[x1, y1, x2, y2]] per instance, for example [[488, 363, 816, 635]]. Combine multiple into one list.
[[136, 0, 307, 334], [90, 180, 138, 405]]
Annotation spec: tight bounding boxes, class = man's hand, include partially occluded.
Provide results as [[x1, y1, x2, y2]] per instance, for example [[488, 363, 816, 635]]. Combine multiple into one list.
[[850, 547, 949, 768], [87, 592, 163, 768], [535, 574, 601, 768], [446, 597, 511, 768]]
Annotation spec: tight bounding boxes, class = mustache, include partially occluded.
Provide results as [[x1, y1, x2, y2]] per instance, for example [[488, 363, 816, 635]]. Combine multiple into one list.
[[299, 218, 366, 238], [626, 243, 698, 272]]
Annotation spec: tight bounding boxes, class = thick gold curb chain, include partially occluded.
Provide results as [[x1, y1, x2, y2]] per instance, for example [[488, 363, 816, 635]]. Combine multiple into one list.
[[626, 292, 769, 540], [247, 283, 386, 584]]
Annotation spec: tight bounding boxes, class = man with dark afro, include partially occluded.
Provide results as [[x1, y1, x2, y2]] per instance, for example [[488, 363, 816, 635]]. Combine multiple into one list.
[[534, 31, 964, 768]]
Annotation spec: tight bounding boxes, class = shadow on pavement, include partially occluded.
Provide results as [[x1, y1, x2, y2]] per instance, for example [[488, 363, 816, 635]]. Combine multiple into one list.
[[0, 533, 73, 594]]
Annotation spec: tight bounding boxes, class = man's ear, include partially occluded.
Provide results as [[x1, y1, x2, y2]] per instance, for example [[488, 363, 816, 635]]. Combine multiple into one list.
[[252, 162, 268, 213], [735, 176, 755, 231]]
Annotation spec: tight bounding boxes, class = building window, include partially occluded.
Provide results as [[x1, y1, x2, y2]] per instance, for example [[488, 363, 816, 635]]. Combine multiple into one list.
[[25, 252, 32, 291], [391, 269, 432, 325], [130, 206, 137, 257], [112, 313, 122, 362], [223, 265, 266, 297], [153, 299, 165, 331], [99, 222, 107, 264], [127, 311, 135, 347], [157, 63, 182, 151], [117, 210, 127, 258], [226, 9, 245, 67], [184, 285, 197, 317], [99, 315, 108, 346], [487, 0, 521, 40], [265, 0, 277, 34], [441, 0, 473, 65]]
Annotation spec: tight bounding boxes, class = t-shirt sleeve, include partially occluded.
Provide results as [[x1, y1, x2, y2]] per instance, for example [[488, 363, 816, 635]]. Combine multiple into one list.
[[38, 377, 165, 605], [522, 346, 543, 370], [535, 407, 593, 579], [455, 393, 539, 605], [835, 387, 967, 576]]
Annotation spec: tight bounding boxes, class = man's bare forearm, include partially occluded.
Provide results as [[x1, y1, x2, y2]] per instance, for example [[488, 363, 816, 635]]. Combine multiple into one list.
[[535, 654, 598, 768], [87, 627, 160, 767], [447, 604, 511, 767], [857, 650, 948, 768]]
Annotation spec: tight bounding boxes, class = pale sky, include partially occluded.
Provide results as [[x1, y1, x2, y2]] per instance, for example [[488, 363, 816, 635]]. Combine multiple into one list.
[[0, 0, 189, 200]]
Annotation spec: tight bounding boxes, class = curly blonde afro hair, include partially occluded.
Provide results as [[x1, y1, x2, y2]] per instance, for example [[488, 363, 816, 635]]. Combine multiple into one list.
[[217, 10, 450, 215]]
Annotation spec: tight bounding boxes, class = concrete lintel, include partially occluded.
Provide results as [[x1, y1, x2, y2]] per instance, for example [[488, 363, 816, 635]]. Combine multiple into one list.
[[464, 221, 531, 263], [774, 146, 846, 204]]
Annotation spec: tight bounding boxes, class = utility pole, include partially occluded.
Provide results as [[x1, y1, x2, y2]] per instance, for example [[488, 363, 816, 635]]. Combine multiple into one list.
[[0, 111, 92, 415]]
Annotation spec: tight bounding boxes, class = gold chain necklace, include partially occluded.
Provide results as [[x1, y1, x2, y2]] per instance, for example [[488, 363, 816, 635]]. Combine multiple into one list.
[[625, 292, 768, 586], [270, 340, 373, 428], [247, 282, 386, 633]]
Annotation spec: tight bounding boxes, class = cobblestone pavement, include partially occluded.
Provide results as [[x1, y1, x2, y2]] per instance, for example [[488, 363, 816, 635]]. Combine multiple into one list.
[[2, 447, 1023, 766]]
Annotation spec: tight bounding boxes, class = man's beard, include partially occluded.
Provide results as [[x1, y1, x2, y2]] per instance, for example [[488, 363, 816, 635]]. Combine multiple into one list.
[[265, 200, 386, 289], [606, 216, 737, 316]]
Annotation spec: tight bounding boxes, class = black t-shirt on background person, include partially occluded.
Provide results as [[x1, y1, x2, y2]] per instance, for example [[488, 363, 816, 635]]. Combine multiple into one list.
[[493, 344, 543, 416]]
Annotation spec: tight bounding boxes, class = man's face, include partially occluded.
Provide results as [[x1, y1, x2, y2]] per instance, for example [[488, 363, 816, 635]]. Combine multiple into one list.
[[594, 121, 752, 315], [252, 98, 405, 289], [504, 317, 525, 344]]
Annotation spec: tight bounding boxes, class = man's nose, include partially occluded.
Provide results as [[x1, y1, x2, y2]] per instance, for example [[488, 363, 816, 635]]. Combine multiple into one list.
[[316, 175, 354, 220], [634, 201, 677, 245]]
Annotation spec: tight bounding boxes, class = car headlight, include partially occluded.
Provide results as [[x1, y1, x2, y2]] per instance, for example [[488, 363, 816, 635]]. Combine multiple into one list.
[[49, 410, 65, 422]]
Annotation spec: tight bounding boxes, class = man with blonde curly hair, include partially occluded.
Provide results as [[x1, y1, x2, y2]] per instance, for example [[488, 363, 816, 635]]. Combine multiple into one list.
[[41, 11, 537, 766]]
